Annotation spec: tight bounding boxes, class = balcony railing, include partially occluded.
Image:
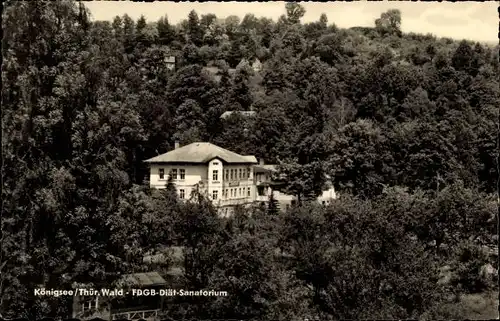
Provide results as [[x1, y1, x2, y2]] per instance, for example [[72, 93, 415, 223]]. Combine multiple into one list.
[[112, 309, 159, 321], [217, 198, 253, 206]]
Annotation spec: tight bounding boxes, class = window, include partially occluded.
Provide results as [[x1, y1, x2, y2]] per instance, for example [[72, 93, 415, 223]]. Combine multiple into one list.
[[159, 168, 165, 180], [179, 189, 185, 199], [213, 162, 219, 166], [247, 187, 251, 196], [171, 169, 177, 179], [239, 169, 242, 179], [82, 298, 98, 312], [230, 169, 234, 180], [230, 189, 233, 197], [225, 189, 228, 198], [247, 168, 250, 178], [239, 188, 242, 196], [225, 170, 229, 180], [213, 190, 218, 200], [179, 169, 185, 180], [213, 170, 218, 181]]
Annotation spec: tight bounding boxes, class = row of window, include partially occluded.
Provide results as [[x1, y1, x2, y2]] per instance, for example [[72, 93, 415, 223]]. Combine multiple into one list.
[[224, 168, 250, 181], [159, 168, 249, 182], [222, 187, 251, 199], [212, 168, 251, 181], [159, 168, 185, 180], [177, 187, 251, 201]]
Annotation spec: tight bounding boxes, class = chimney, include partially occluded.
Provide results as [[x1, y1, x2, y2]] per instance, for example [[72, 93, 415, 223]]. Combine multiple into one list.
[[174, 141, 180, 149], [259, 158, 264, 165]]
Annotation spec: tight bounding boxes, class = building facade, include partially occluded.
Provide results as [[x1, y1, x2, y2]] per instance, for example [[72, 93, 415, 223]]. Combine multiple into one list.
[[145, 142, 258, 216], [145, 142, 336, 215], [72, 272, 166, 321]]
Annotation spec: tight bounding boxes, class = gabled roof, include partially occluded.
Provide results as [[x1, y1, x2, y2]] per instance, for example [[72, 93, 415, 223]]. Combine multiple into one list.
[[252, 58, 262, 69], [144, 142, 258, 164], [117, 272, 166, 287], [220, 110, 256, 119]]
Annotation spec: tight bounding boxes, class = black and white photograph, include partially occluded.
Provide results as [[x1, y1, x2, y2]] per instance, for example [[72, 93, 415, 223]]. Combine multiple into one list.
[[1, 1, 499, 320]]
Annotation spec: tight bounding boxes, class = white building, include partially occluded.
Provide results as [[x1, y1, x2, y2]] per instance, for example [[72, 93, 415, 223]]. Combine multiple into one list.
[[164, 56, 176, 70], [144, 142, 336, 215], [145, 142, 258, 216]]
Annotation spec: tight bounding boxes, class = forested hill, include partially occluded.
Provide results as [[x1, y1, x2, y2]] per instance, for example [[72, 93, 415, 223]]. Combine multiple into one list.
[[2, 1, 498, 319]]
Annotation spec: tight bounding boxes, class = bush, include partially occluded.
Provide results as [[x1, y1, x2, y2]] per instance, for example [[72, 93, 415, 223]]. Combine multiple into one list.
[[451, 241, 492, 293]]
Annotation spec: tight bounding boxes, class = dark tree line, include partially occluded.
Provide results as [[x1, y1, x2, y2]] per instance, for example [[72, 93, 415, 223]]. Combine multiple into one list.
[[2, 1, 498, 319]]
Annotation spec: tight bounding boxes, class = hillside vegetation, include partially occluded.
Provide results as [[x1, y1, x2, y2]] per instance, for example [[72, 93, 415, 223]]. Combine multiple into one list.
[[2, 1, 498, 319]]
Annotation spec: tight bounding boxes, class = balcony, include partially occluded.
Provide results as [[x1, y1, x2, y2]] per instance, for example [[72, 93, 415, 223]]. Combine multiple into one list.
[[112, 309, 159, 321], [217, 197, 253, 207]]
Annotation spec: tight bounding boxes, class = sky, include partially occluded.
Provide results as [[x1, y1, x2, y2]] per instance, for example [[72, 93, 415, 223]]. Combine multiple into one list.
[[84, 1, 499, 44]]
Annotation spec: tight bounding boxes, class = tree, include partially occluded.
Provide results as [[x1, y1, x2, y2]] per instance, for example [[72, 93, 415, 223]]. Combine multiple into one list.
[[228, 64, 253, 110], [240, 13, 259, 34], [285, 2, 306, 25], [157, 15, 175, 45], [281, 24, 306, 56], [182, 42, 202, 65], [327, 119, 393, 198], [313, 33, 345, 65], [174, 190, 222, 289], [3, 1, 498, 318], [267, 192, 280, 215], [200, 13, 217, 31], [135, 15, 148, 46], [2, 1, 94, 316], [375, 9, 402, 36], [257, 17, 274, 48], [213, 113, 256, 155], [452, 41, 474, 75], [319, 13, 328, 28], [112, 15, 123, 39], [227, 37, 244, 68], [187, 10, 203, 46], [122, 14, 136, 54], [224, 15, 241, 41], [173, 99, 206, 145]]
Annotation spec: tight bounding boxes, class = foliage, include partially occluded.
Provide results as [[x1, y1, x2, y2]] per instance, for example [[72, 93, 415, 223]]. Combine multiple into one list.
[[2, 1, 498, 318], [375, 9, 402, 36]]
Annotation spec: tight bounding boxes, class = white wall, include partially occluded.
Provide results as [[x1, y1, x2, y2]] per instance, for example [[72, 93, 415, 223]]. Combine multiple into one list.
[[220, 164, 254, 203], [317, 187, 337, 202], [208, 158, 223, 201], [149, 164, 208, 199], [149, 162, 256, 204], [149, 162, 337, 211]]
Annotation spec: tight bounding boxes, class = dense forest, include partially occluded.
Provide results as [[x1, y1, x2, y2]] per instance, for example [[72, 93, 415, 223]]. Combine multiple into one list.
[[1, 1, 498, 319]]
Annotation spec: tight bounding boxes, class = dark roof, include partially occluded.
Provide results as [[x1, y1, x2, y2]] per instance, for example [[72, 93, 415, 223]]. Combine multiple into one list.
[[117, 272, 166, 287], [144, 142, 258, 164], [253, 165, 277, 173]]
